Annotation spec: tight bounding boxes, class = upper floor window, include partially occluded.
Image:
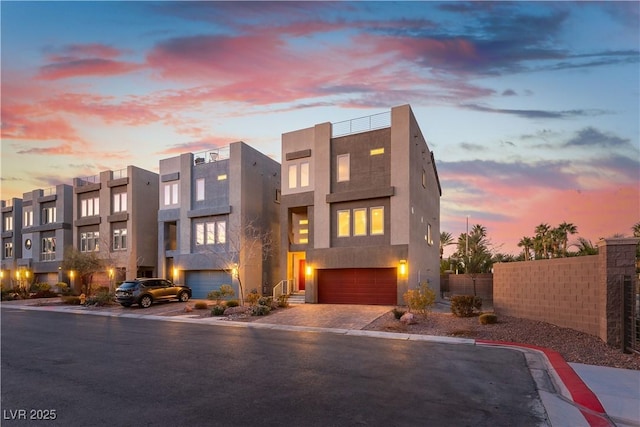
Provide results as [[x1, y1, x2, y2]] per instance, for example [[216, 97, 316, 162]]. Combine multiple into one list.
[[422, 169, 427, 188], [353, 208, 367, 236], [113, 192, 127, 213], [81, 197, 99, 217], [337, 210, 351, 237], [288, 164, 297, 189], [196, 179, 205, 201], [41, 237, 56, 261], [4, 242, 13, 258], [195, 220, 226, 246], [337, 206, 385, 238], [80, 231, 99, 252], [300, 162, 309, 187], [4, 215, 13, 231], [42, 207, 57, 224], [288, 161, 310, 190], [337, 154, 350, 182], [164, 183, 179, 206], [426, 223, 433, 245], [370, 207, 384, 235], [113, 228, 127, 251], [24, 209, 33, 227]]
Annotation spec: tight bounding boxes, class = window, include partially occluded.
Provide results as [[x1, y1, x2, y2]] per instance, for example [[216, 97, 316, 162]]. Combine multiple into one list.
[[216, 221, 226, 244], [300, 161, 309, 187], [337, 154, 350, 182], [370, 207, 384, 235], [217, 174, 227, 181], [41, 237, 56, 261], [196, 220, 226, 246], [113, 228, 127, 251], [4, 215, 12, 231], [81, 197, 99, 217], [288, 164, 297, 189], [80, 231, 99, 252], [4, 242, 13, 258], [24, 210, 33, 227], [370, 148, 384, 156], [426, 223, 433, 245], [196, 179, 205, 201], [195, 223, 205, 245], [353, 208, 367, 236], [164, 182, 179, 206], [337, 210, 350, 237], [113, 192, 127, 213], [42, 207, 57, 224], [206, 222, 215, 243], [422, 169, 427, 188]]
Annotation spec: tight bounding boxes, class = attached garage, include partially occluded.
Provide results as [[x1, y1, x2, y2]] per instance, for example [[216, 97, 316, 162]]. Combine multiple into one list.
[[317, 268, 397, 305], [185, 270, 233, 299]]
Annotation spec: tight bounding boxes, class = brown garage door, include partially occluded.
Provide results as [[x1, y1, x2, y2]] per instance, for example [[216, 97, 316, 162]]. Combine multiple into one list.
[[317, 268, 397, 305]]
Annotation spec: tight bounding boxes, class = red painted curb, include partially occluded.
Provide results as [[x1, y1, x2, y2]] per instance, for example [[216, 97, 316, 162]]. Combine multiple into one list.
[[477, 340, 613, 427]]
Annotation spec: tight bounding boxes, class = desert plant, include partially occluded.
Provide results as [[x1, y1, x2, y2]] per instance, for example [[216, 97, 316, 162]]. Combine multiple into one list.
[[258, 296, 272, 307], [207, 284, 235, 305], [250, 304, 271, 316], [246, 290, 260, 306], [211, 305, 226, 316], [226, 299, 240, 308], [450, 295, 483, 317], [61, 295, 81, 305], [392, 308, 406, 319], [403, 282, 436, 316], [56, 282, 72, 295], [194, 301, 209, 310], [479, 313, 498, 325], [30, 282, 51, 293], [30, 290, 58, 299], [85, 288, 114, 306], [277, 294, 290, 308]]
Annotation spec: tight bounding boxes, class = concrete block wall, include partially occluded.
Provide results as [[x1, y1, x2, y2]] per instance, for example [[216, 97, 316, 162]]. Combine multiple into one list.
[[494, 238, 639, 347]]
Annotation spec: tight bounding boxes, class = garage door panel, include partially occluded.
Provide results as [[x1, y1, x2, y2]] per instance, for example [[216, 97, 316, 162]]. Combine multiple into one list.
[[318, 268, 396, 305], [186, 271, 233, 299]]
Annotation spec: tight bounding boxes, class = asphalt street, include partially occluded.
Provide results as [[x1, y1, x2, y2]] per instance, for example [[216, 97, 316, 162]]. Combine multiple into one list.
[[1, 308, 548, 426]]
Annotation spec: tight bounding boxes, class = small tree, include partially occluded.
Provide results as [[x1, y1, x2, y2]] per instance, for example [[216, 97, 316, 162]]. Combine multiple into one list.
[[60, 247, 104, 295], [403, 282, 436, 316]]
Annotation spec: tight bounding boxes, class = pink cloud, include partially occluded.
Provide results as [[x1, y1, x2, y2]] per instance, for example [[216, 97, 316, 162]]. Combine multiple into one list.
[[1, 106, 84, 143]]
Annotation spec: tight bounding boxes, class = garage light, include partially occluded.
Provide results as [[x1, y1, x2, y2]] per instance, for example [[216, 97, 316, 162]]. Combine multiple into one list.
[[399, 260, 407, 277], [305, 265, 312, 276]]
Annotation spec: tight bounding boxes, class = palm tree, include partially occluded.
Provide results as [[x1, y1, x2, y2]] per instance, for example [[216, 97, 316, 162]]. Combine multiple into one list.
[[439, 231, 454, 260], [557, 222, 578, 257], [572, 237, 597, 256], [517, 236, 534, 261], [632, 222, 640, 238], [534, 223, 551, 258]]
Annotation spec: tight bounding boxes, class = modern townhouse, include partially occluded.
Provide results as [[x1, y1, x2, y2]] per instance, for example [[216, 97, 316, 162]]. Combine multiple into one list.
[[18, 184, 74, 286], [72, 166, 159, 290], [279, 104, 441, 305], [157, 141, 281, 299], [1, 197, 23, 288]]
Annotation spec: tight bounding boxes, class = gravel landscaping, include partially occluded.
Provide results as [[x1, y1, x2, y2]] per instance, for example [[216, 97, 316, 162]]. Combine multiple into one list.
[[362, 310, 640, 370]]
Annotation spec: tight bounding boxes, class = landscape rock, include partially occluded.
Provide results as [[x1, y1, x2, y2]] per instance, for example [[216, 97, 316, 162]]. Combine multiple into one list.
[[400, 312, 417, 325], [224, 306, 249, 316]]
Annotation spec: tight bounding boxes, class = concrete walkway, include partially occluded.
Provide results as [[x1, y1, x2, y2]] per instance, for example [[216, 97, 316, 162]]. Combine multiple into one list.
[[2, 299, 638, 426]]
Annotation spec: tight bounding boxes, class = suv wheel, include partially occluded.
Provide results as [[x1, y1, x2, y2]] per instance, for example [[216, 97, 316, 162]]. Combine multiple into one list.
[[140, 295, 153, 308], [178, 292, 190, 303]]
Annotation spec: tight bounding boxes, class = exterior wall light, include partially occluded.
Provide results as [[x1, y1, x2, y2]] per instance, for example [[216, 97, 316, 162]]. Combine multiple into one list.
[[232, 264, 239, 278], [399, 260, 407, 277], [172, 268, 178, 281], [305, 265, 312, 276]]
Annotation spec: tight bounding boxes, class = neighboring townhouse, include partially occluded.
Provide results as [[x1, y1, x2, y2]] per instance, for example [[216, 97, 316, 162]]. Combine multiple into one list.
[[279, 104, 441, 305], [18, 184, 74, 286], [73, 166, 159, 290], [157, 141, 281, 299], [1, 197, 23, 288]]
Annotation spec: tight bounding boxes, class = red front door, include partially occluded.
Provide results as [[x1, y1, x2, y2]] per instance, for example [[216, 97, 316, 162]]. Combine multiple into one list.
[[298, 259, 306, 291]]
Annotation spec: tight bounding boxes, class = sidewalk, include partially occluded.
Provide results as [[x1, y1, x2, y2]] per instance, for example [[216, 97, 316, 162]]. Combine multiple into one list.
[[2, 299, 638, 426]]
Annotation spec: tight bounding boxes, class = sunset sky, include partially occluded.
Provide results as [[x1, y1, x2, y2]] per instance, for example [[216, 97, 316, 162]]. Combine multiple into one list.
[[1, 1, 638, 256]]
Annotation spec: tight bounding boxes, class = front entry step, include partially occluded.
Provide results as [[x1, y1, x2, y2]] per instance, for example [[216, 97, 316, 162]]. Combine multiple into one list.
[[288, 292, 305, 304]]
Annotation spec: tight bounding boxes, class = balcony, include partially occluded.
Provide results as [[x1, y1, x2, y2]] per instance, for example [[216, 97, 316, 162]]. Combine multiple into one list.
[[332, 111, 391, 138], [193, 146, 230, 165]]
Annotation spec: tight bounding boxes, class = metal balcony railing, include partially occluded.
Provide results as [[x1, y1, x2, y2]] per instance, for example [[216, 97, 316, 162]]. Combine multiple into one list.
[[332, 110, 391, 137]]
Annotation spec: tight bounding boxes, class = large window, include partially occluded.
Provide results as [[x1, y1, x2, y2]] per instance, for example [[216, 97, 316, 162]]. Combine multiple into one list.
[[81, 197, 99, 217], [4, 215, 12, 231], [337, 210, 350, 237], [24, 209, 33, 227], [288, 164, 298, 189], [195, 220, 226, 246], [113, 192, 127, 213], [337, 207, 385, 237], [164, 183, 179, 206], [4, 242, 13, 258], [288, 161, 310, 190], [41, 237, 56, 261], [196, 178, 205, 201], [80, 231, 99, 252], [353, 208, 367, 236], [370, 207, 384, 235], [300, 161, 309, 187], [42, 207, 57, 224], [113, 228, 127, 251], [337, 154, 350, 182]]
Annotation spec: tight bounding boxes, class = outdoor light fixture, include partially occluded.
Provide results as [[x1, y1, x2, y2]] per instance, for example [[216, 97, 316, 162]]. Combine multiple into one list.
[[232, 264, 239, 278], [399, 260, 407, 276], [173, 267, 178, 279], [305, 265, 312, 276]]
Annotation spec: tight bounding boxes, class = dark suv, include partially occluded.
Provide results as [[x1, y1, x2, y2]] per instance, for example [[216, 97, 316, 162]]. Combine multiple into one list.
[[115, 278, 192, 308]]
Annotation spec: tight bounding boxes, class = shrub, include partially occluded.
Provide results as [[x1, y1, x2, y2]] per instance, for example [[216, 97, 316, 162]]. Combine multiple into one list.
[[207, 284, 235, 305], [277, 294, 289, 308], [258, 296, 272, 307], [61, 296, 81, 305], [246, 290, 260, 306], [479, 313, 498, 325], [392, 308, 406, 320], [86, 289, 114, 306], [1, 288, 19, 301], [403, 282, 436, 316], [194, 301, 209, 310], [450, 295, 483, 317], [226, 299, 240, 308], [30, 282, 51, 293], [30, 290, 58, 299], [211, 305, 226, 316], [250, 304, 271, 316], [56, 282, 72, 295]]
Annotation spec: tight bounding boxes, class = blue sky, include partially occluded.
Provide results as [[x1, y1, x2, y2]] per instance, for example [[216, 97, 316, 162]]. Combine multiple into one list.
[[1, 1, 638, 255]]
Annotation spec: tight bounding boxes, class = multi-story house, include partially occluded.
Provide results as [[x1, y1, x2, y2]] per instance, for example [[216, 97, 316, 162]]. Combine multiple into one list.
[[17, 184, 73, 286], [72, 166, 159, 290], [279, 104, 441, 305], [158, 141, 281, 299], [1, 198, 23, 288]]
